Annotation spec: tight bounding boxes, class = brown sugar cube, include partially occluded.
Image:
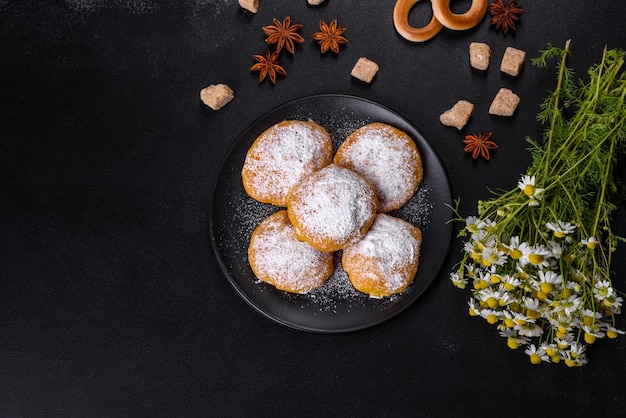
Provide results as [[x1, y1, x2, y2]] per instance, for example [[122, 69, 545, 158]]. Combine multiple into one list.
[[307, 0, 325, 4], [238, 0, 259, 13], [351, 57, 379, 83], [200, 84, 234, 110], [489, 88, 520, 116], [439, 100, 475, 130], [469, 42, 491, 71], [500, 47, 526, 76]]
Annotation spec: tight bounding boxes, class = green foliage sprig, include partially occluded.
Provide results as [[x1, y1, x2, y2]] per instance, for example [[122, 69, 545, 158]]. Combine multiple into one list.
[[450, 40, 626, 366]]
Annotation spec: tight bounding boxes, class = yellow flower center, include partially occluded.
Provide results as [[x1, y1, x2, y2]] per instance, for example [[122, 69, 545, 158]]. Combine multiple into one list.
[[523, 184, 535, 197], [486, 297, 498, 309], [540, 282, 554, 294], [504, 318, 515, 328], [565, 358, 577, 367], [529, 354, 542, 364], [509, 249, 522, 260], [536, 291, 548, 301], [490, 275, 501, 284], [603, 298, 614, 307], [504, 282, 515, 291], [528, 254, 544, 265], [507, 338, 519, 350], [583, 316, 594, 327], [551, 355, 561, 363], [486, 314, 499, 324], [607, 329, 618, 339], [586, 241, 597, 250], [553, 231, 565, 238], [482, 258, 492, 267], [546, 347, 559, 357], [584, 332, 596, 344], [469, 307, 478, 317], [526, 309, 540, 319]]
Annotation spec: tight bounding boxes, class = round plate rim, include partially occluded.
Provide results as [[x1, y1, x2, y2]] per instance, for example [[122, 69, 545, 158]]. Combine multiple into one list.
[[208, 93, 453, 333]]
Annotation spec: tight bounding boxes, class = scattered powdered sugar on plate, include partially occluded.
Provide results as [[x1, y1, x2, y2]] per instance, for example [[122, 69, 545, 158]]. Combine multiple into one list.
[[392, 186, 433, 230], [232, 113, 433, 313]]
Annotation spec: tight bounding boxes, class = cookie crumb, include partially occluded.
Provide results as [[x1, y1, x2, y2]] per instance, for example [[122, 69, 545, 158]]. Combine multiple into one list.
[[500, 46, 525, 76], [440, 100, 475, 130], [238, 0, 259, 13], [200, 84, 234, 110], [351, 57, 379, 83], [469, 42, 491, 71], [489, 88, 520, 116]]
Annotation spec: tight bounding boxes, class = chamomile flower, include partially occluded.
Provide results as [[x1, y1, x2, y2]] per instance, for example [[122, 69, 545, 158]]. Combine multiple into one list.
[[481, 247, 508, 267], [518, 175, 536, 196], [569, 342, 587, 358], [593, 280, 614, 301], [516, 321, 544, 338], [465, 216, 485, 234], [558, 294, 582, 317], [537, 270, 562, 294], [517, 175, 544, 201], [546, 220, 576, 238], [581, 236, 598, 249], [519, 243, 552, 268], [499, 329, 530, 349], [480, 309, 503, 325], [563, 350, 588, 367], [450, 272, 467, 289], [501, 274, 521, 291], [524, 344, 549, 364], [606, 326, 625, 339], [555, 333, 574, 350], [468, 298, 480, 316], [539, 342, 560, 358]]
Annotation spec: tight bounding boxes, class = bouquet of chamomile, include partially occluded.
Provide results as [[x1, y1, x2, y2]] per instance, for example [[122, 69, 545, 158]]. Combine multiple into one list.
[[450, 40, 626, 366]]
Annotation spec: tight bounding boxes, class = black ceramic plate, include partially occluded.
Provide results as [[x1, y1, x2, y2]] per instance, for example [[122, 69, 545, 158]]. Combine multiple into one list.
[[209, 94, 453, 333]]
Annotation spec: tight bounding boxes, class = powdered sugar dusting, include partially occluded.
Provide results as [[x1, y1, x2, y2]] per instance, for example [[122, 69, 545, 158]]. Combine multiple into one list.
[[393, 186, 433, 230], [336, 123, 422, 212], [242, 121, 332, 206], [288, 164, 376, 250], [225, 113, 437, 313], [249, 211, 332, 294], [343, 214, 421, 294]]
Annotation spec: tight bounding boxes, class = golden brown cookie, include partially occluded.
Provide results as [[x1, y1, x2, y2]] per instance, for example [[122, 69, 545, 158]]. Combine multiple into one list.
[[342, 213, 422, 298], [248, 211, 333, 294], [335, 122, 423, 212], [286, 164, 378, 252], [242, 120, 333, 206]]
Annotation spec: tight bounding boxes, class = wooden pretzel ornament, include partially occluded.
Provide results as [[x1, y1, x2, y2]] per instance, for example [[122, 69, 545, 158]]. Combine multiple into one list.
[[394, 0, 488, 42]]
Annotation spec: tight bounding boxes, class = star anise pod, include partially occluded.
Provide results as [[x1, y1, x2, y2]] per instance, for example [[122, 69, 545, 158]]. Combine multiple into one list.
[[250, 49, 287, 84], [489, 0, 525, 36], [463, 132, 498, 160], [312, 19, 348, 54], [262, 17, 304, 54]]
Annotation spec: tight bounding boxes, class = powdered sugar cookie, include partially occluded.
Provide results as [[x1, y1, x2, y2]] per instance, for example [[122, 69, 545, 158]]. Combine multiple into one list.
[[242, 120, 333, 206], [248, 211, 333, 294], [287, 164, 378, 252], [334, 122, 423, 212], [342, 213, 422, 297]]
